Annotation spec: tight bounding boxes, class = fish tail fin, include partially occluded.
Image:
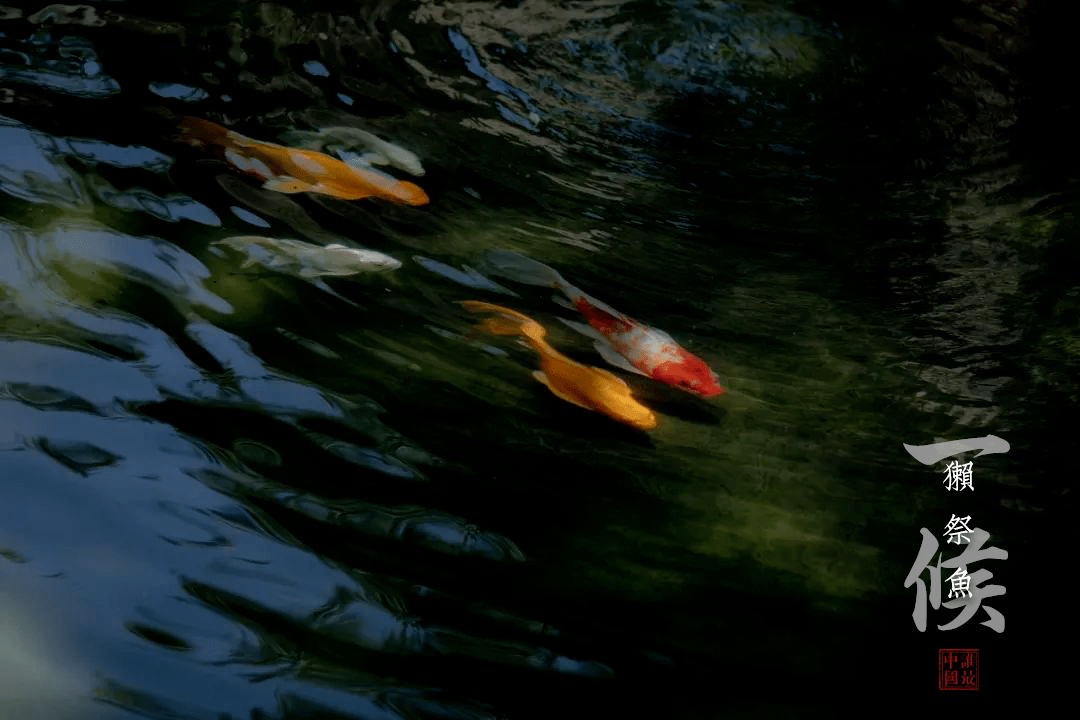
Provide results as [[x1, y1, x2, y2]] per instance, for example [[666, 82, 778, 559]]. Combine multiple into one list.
[[177, 116, 231, 147], [483, 250, 570, 291], [458, 301, 546, 342]]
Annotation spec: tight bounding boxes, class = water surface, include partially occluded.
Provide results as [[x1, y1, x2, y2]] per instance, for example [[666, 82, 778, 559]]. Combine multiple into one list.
[[0, 1, 1069, 716]]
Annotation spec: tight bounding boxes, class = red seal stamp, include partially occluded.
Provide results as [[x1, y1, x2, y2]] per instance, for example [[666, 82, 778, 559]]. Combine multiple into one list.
[[939, 648, 979, 689]]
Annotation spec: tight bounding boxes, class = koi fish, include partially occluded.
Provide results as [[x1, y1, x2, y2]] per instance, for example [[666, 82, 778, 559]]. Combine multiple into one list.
[[176, 117, 429, 205], [459, 301, 658, 430], [278, 126, 426, 176], [481, 250, 725, 398], [212, 237, 402, 277]]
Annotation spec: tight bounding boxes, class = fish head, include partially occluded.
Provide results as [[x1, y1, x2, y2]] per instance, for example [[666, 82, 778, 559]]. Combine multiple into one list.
[[300, 247, 403, 275], [586, 369, 659, 430], [602, 391, 659, 430], [621, 402, 659, 430], [651, 355, 725, 398], [341, 249, 403, 272], [390, 180, 429, 206], [330, 164, 429, 205]]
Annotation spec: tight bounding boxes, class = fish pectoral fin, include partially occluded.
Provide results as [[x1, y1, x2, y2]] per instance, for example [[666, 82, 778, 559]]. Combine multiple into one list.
[[309, 278, 361, 307], [554, 316, 605, 342], [592, 340, 649, 376], [531, 371, 595, 411], [262, 176, 313, 194], [551, 293, 576, 311]]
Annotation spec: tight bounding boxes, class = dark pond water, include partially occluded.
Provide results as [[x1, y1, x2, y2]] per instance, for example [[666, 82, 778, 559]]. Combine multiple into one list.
[[0, 1, 1070, 717]]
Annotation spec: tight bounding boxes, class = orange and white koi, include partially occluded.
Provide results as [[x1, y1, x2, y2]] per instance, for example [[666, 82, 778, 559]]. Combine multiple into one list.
[[175, 117, 429, 205], [482, 250, 725, 398], [460, 301, 658, 430]]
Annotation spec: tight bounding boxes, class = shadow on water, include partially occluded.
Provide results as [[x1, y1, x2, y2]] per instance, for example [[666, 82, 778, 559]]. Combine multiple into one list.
[[0, 0, 1071, 717]]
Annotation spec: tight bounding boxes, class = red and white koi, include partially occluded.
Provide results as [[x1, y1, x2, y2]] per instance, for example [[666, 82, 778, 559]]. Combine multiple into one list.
[[482, 250, 725, 398]]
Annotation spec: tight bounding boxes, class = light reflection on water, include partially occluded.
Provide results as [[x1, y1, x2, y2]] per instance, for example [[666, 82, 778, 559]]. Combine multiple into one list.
[[0, 0, 1068, 716]]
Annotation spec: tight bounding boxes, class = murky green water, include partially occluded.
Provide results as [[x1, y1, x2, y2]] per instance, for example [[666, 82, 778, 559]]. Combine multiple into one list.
[[0, 1, 1069, 717]]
